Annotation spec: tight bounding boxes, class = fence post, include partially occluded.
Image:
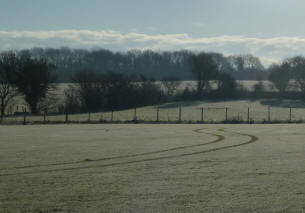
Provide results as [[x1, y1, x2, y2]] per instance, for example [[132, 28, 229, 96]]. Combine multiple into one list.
[[225, 107, 228, 121], [201, 107, 204, 122], [0, 108, 3, 122], [23, 107, 26, 125], [134, 107, 137, 121], [111, 110, 114, 121], [65, 108, 68, 122], [289, 107, 292, 122], [248, 107, 250, 123], [268, 106, 271, 122], [44, 110, 47, 123], [156, 107, 159, 122], [179, 105, 182, 122]]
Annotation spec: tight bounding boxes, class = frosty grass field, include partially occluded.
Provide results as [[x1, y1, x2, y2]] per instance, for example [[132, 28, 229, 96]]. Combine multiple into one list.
[[1, 124, 305, 212]]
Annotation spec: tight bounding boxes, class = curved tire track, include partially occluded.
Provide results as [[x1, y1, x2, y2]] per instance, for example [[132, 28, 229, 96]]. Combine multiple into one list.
[[0, 128, 224, 171], [0, 128, 258, 177]]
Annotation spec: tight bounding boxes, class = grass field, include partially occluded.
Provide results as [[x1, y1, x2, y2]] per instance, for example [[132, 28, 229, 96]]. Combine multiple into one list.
[[1, 124, 305, 212]]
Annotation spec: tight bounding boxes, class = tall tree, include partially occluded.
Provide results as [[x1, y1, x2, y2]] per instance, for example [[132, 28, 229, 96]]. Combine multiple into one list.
[[210, 53, 235, 73], [268, 62, 291, 94], [191, 53, 218, 95], [286, 56, 305, 94], [215, 72, 237, 97], [71, 69, 106, 112], [228, 54, 264, 72], [0, 52, 18, 117], [14, 57, 55, 114]]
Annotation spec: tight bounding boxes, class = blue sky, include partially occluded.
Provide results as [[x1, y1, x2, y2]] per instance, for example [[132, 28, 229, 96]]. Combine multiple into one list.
[[1, 0, 305, 64]]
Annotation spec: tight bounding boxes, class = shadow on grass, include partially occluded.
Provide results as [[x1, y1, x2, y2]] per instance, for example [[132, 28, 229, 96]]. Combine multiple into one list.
[[158, 101, 203, 109], [260, 99, 305, 108], [158, 99, 247, 109]]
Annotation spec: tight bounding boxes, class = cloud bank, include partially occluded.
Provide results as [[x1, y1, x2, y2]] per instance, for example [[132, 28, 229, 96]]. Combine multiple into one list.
[[1, 30, 305, 65]]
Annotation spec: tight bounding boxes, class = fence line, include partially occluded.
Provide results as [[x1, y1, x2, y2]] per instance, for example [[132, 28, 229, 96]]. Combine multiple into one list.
[[1, 105, 305, 125]]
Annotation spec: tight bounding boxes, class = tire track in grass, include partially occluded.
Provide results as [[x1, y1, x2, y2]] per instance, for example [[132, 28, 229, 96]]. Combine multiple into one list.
[[0, 128, 224, 171], [221, 129, 258, 146], [0, 128, 259, 177]]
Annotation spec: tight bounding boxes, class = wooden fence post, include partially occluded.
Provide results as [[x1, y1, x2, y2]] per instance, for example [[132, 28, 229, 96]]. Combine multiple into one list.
[[65, 108, 68, 122], [225, 107, 228, 121], [289, 107, 292, 122], [156, 107, 159, 122], [0, 109, 3, 122], [44, 110, 47, 123], [23, 107, 26, 125], [201, 107, 204, 122], [179, 105, 182, 122], [134, 107, 137, 121], [268, 106, 271, 122]]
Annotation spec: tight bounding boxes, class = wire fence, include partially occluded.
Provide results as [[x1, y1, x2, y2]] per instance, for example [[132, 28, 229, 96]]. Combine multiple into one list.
[[1, 105, 305, 125]]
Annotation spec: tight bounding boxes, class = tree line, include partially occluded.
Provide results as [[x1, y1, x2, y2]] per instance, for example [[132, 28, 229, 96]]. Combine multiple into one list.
[[189, 54, 305, 100], [65, 70, 164, 113], [2, 47, 267, 82], [2, 49, 305, 117], [0, 51, 165, 116]]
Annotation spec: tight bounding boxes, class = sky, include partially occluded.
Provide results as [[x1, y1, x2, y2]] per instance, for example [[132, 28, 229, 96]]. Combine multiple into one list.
[[1, 0, 305, 65]]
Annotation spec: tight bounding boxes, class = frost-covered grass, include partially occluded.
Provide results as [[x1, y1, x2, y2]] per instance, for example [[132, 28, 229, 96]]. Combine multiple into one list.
[[0, 124, 305, 212]]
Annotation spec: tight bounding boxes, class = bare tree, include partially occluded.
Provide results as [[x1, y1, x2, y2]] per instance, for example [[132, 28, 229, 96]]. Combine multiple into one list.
[[0, 52, 18, 117], [268, 62, 291, 94], [286, 56, 305, 94], [64, 84, 82, 113], [71, 69, 106, 112], [37, 91, 60, 114], [215, 72, 237, 95], [253, 76, 265, 98], [191, 53, 218, 95], [227, 54, 264, 72], [14, 56, 56, 114], [161, 76, 181, 97]]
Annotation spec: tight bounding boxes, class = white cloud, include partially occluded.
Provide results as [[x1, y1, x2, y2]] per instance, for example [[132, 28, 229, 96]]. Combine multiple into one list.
[[1, 30, 305, 65]]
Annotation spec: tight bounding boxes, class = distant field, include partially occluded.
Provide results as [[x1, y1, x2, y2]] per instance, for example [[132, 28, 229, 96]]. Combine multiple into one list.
[[1, 124, 305, 212], [53, 80, 276, 93]]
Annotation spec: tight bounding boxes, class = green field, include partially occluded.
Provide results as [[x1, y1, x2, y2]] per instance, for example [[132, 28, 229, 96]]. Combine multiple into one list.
[[1, 124, 305, 212]]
